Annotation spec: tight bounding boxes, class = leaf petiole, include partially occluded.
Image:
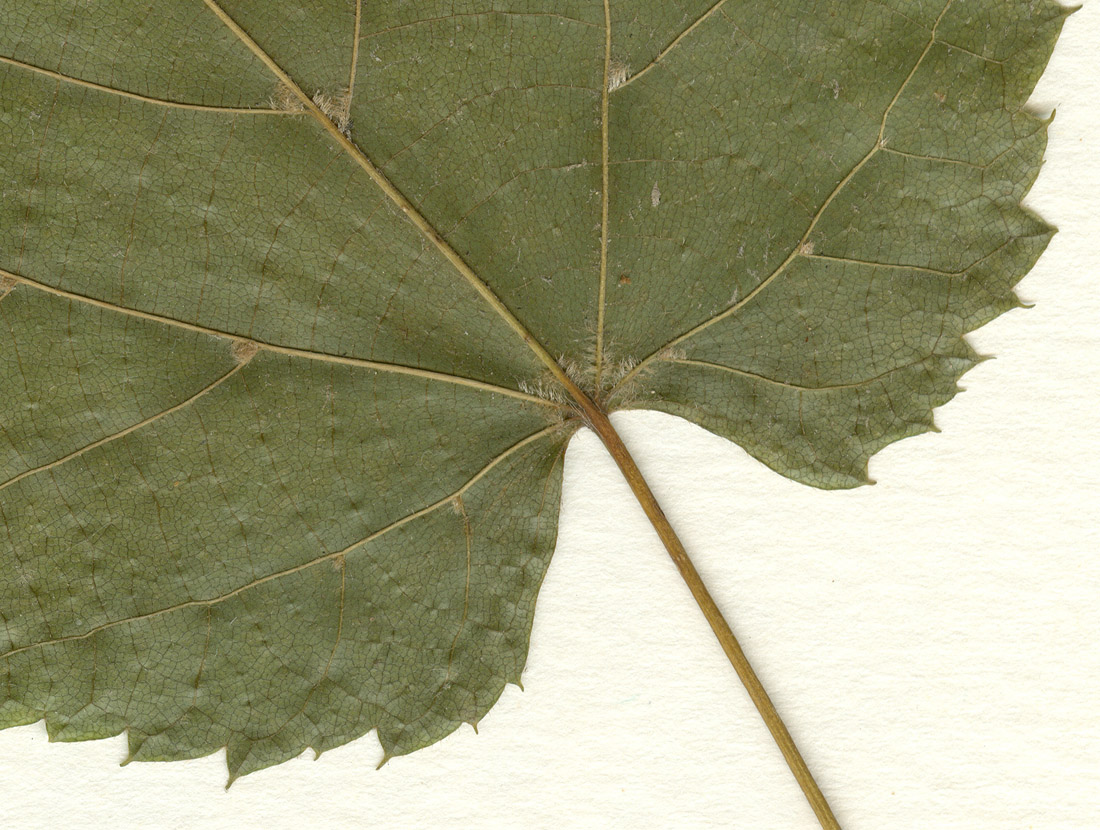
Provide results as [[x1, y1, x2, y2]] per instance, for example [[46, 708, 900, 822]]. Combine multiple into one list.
[[580, 401, 842, 830]]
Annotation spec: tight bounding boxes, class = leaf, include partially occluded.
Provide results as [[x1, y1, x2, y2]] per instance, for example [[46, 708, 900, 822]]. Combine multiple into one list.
[[0, 0, 1068, 792]]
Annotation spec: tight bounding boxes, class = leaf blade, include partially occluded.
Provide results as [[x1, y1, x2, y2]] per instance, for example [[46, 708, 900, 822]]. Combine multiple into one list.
[[0, 0, 1068, 781], [605, 0, 1066, 486]]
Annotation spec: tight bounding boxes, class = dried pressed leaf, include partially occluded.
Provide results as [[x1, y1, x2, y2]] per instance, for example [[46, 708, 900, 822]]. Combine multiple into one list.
[[0, 0, 1068, 789]]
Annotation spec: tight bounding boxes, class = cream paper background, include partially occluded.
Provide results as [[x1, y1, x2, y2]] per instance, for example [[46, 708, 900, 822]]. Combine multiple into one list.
[[1, 6, 1097, 828]]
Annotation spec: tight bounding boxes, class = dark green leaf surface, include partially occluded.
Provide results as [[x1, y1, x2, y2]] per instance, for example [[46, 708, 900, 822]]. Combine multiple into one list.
[[0, 0, 1067, 780]]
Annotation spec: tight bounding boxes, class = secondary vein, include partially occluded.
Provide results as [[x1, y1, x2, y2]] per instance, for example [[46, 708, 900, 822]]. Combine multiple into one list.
[[594, 0, 612, 391], [0, 269, 561, 409], [0, 424, 568, 662], [0, 54, 294, 115], [613, 0, 730, 92], [0, 359, 248, 496], [666, 357, 947, 393], [610, 0, 956, 397]]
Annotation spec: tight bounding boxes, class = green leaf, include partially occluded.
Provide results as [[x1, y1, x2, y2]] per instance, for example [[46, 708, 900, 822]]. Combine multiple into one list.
[[0, 0, 1068, 787]]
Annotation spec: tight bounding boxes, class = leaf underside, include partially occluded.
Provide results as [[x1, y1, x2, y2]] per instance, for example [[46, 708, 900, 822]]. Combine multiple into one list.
[[0, 0, 1067, 781]]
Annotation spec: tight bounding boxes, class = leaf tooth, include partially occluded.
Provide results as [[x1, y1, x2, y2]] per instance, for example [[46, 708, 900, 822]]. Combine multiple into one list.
[[121, 729, 142, 767]]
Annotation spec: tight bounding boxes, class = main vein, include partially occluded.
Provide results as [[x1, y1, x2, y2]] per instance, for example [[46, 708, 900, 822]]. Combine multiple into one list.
[[199, 0, 581, 399], [593, 0, 612, 391]]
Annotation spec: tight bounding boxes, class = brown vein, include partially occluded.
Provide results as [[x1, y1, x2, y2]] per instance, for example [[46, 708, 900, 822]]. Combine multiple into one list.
[[0, 54, 293, 114], [804, 252, 986, 278], [613, 0, 730, 92], [199, 0, 582, 400], [0, 269, 562, 409], [880, 145, 987, 168], [610, 0, 956, 396], [0, 424, 568, 663], [0, 358, 247, 496], [594, 0, 612, 391]]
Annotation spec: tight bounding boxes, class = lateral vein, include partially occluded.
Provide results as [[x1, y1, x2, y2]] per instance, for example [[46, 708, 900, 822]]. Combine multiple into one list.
[[805, 253, 974, 277], [0, 424, 567, 662], [610, 0, 955, 396], [666, 357, 946, 393], [0, 361, 246, 496], [0, 269, 562, 409], [613, 0, 730, 92], [0, 54, 294, 115], [347, 0, 362, 105], [594, 0, 612, 391]]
